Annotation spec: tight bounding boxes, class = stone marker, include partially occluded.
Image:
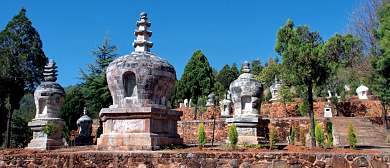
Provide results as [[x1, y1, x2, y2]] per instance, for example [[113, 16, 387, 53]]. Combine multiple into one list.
[[75, 107, 93, 146], [324, 105, 332, 117], [226, 60, 269, 144], [97, 12, 182, 150], [206, 93, 215, 106], [27, 59, 66, 150]]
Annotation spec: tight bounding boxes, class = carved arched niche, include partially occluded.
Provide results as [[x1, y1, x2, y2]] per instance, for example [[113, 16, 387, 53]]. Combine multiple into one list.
[[123, 71, 137, 98], [38, 98, 47, 118], [241, 96, 252, 114]]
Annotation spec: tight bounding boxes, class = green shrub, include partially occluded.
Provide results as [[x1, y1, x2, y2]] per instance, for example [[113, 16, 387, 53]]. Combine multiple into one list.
[[325, 119, 333, 147], [266, 91, 272, 102], [197, 123, 206, 149], [315, 124, 325, 148], [298, 99, 309, 116], [41, 120, 59, 137], [290, 126, 296, 145], [269, 127, 278, 150], [347, 122, 357, 149], [300, 127, 306, 146], [228, 123, 238, 149]]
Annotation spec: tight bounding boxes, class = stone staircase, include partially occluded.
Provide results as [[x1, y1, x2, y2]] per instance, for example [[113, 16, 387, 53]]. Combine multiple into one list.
[[331, 117, 390, 147]]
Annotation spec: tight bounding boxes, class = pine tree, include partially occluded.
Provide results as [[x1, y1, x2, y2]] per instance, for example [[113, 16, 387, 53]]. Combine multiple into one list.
[[228, 123, 238, 149], [347, 121, 357, 149], [325, 119, 333, 147], [197, 123, 206, 149], [315, 124, 325, 148], [300, 127, 306, 146], [176, 49, 214, 103], [269, 127, 279, 150], [275, 19, 334, 146], [290, 126, 296, 145], [216, 64, 238, 92], [0, 7, 48, 148], [79, 33, 118, 119]]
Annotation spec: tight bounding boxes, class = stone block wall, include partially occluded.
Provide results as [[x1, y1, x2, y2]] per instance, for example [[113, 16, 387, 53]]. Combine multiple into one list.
[[261, 98, 385, 118], [177, 119, 228, 144], [1, 151, 389, 168], [177, 118, 329, 144]]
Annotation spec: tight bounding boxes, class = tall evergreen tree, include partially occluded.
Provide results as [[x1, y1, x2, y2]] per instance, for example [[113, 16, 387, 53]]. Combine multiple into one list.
[[250, 59, 264, 76], [176, 49, 214, 103], [79, 33, 118, 119], [0, 7, 48, 148], [216, 64, 238, 91], [275, 19, 330, 147]]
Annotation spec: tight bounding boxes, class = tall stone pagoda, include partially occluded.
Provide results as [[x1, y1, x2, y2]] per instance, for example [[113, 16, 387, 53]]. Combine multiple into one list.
[[226, 61, 268, 144], [27, 59, 66, 150], [97, 12, 183, 150]]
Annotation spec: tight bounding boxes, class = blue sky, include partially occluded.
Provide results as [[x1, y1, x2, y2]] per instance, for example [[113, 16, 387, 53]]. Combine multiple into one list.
[[1, 1, 359, 88]]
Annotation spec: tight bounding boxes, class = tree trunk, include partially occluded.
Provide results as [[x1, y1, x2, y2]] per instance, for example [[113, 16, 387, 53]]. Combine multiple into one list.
[[5, 99, 12, 148], [194, 104, 197, 120], [308, 84, 316, 147], [382, 100, 387, 130]]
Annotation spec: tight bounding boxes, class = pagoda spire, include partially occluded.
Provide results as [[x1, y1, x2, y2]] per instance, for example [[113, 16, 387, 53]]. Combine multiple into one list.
[[133, 12, 153, 52]]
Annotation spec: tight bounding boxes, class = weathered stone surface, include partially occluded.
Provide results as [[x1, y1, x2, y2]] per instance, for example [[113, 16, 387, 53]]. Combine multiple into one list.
[[351, 157, 369, 168], [332, 156, 349, 168], [273, 160, 288, 168], [371, 159, 388, 168]]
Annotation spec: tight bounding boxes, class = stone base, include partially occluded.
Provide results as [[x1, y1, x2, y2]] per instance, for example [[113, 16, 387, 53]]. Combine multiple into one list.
[[26, 138, 64, 151], [96, 132, 183, 150], [75, 136, 94, 146], [226, 116, 269, 145], [97, 107, 183, 150], [26, 118, 65, 150]]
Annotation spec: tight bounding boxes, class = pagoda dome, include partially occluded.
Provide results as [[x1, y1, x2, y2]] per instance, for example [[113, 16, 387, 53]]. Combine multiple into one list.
[[106, 12, 176, 109]]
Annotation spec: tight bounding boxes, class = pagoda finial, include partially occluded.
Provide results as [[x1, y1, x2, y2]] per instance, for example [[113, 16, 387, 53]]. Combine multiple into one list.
[[133, 12, 153, 52], [242, 60, 251, 73], [43, 59, 58, 82]]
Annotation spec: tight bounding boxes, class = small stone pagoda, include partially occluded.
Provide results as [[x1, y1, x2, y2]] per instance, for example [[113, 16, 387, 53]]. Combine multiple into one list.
[[27, 59, 66, 150], [97, 12, 183, 150], [356, 81, 369, 100], [226, 61, 268, 144], [269, 75, 281, 102], [75, 107, 93, 146]]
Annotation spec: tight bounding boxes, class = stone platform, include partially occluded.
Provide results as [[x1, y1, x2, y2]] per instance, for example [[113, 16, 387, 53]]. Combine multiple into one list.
[[97, 107, 183, 150], [26, 118, 65, 150]]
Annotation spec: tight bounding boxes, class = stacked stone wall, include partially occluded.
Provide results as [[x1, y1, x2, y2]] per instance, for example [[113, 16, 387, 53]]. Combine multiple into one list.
[[261, 98, 385, 117], [1, 151, 389, 167], [177, 118, 329, 144]]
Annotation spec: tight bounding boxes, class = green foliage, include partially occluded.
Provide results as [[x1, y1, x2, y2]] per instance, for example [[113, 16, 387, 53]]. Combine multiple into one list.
[[371, 2, 390, 105], [79, 33, 118, 119], [60, 86, 85, 144], [315, 124, 325, 148], [269, 127, 278, 150], [290, 126, 296, 145], [347, 121, 357, 149], [250, 59, 264, 76], [216, 64, 239, 92], [266, 91, 272, 102], [176, 50, 214, 103], [280, 83, 293, 103], [256, 56, 279, 88], [197, 123, 206, 148], [0, 7, 48, 147], [229, 123, 238, 149], [325, 119, 333, 147], [10, 116, 32, 148], [298, 99, 310, 116], [168, 79, 179, 108], [300, 127, 306, 146], [42, 120, 60, 137]]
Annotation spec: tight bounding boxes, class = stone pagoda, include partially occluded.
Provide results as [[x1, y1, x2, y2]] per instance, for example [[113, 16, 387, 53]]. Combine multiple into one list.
[[75, 107, 93, 146], [97, 12, 183, 150], [269, 75, 281, 102], [356, 81, 369, 100], [27, 59, 66, 150], [226, 61, 268, 144]]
